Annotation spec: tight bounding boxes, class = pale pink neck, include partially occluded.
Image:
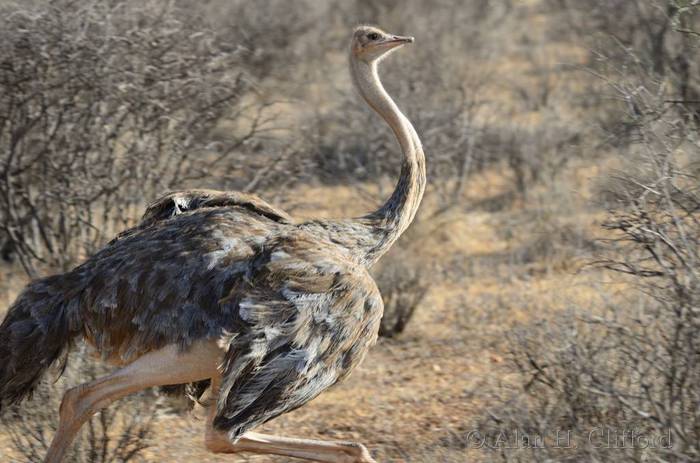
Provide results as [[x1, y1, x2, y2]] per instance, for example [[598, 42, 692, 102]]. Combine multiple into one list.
[[349, 57, 426, 265]]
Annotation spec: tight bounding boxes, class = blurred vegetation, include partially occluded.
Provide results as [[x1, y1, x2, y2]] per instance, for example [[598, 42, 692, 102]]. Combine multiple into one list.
[[0, 0, 698, 461]]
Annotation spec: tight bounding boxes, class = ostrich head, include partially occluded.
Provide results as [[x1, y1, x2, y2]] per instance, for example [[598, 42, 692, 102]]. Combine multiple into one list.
[[351, 26, 414, 63]]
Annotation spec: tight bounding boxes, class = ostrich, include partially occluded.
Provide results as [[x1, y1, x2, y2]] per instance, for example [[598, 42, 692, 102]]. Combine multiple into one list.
[[0, 26, 424, 463]]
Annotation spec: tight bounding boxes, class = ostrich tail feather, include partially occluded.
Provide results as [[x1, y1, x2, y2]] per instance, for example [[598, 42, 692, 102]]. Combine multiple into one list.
[[0, 274, 82, 412]]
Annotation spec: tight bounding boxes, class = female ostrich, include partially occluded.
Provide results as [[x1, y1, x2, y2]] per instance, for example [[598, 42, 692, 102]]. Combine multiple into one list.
[[0, 26, 424, 463]]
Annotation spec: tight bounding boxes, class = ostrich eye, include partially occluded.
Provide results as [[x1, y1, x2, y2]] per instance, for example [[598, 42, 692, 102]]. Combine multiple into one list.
[[367, 32, 380, 41]]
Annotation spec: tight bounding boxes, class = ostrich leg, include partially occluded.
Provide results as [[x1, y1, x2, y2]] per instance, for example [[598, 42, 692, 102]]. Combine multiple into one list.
[[44, 340, 222, 463], [203, 378, 377, 463], [210, 432, 377, 463]]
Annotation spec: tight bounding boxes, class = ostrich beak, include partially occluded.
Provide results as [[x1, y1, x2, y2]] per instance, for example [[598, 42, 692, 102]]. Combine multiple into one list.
[[386, 35, 414, 45]]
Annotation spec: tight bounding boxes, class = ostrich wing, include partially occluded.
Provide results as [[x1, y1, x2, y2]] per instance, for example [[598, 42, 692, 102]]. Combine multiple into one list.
[[79, 207, 286, 361], [213, 233, 383, 440]]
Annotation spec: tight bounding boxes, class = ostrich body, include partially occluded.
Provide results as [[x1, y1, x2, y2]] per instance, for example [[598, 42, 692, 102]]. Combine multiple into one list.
[[0, 26, 424, 463]]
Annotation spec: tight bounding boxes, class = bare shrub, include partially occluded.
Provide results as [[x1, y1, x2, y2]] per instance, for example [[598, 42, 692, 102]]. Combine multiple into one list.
[[480, 9, 700, 461], [0, 0, 270, 277], [474, 309, 648, 462], [485, 287, 698, 460], [548, 0, 700, 131], [506, 221, 595, 276], [0, 345, 157, 463], [374, 243, 430, 337], [185, 0, 317, 80]]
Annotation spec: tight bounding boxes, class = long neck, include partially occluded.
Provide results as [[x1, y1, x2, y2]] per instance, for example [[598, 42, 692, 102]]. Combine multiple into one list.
[[350, 56, 426, 265]]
